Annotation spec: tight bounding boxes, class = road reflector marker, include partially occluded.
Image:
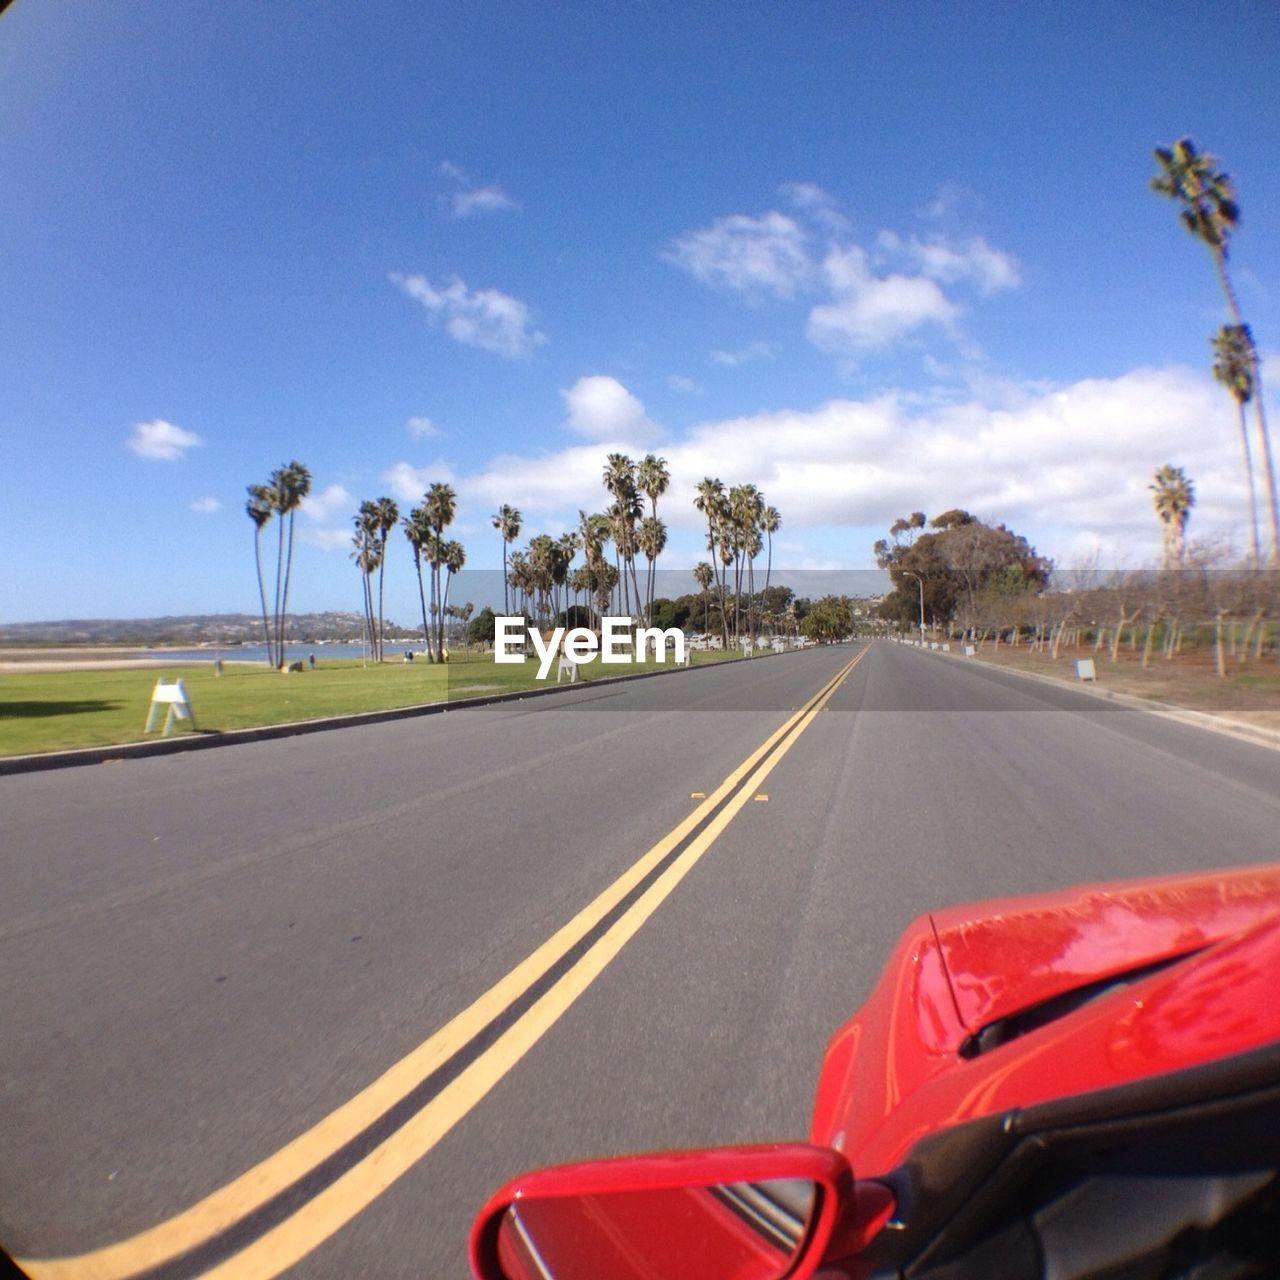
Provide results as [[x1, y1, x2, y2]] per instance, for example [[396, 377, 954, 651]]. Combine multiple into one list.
[[690, 791, 706, 799], [754, 794, 768, 802]]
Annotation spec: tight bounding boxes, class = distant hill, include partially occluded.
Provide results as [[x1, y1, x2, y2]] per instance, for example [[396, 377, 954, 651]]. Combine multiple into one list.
[[0, 612, 418, 647]]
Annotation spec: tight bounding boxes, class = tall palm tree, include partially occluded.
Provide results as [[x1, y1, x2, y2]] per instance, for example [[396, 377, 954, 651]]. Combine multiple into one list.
[[761, 505, 781, 598], [694, 477, 730, 647], [1212, 325, 1261, 564], [491, 505, 522, 614], [728, 483, 763, 640], [1150, 464, 1195, 568], [637, 516, 667, 620], [693, 561, 714, 634], [603, 454, 641, 617], [267, 460, 312, 668], [245, 483, 276, 666], [637, 454, 670, 619], [402, 504, 432, 650], [352, 507, 382, 661], [424, 482, 457, 660], [371, 496, 399, 661], [1152, 139, 1278, 559], [440, 539, 466, 650]]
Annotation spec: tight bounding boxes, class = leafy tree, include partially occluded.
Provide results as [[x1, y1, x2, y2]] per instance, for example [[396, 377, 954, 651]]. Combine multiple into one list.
[[1152, 139, 1278, 559], [876, 510, 1049, 634], [469, 606, 497, 647], [799, 595, 853, 642], [649, 596, 691, 630]]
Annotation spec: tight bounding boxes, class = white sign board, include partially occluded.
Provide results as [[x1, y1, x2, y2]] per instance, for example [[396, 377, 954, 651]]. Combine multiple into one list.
[[964, 645, 976, 656], [1076, 658, 1097, 682], [145, 679, 194, 736]]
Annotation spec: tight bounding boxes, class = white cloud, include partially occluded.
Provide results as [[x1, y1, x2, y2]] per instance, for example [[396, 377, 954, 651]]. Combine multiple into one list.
[[877, 230, 1020, 294], [664, 211, 814, 299], [390, 273, 545, 359], [301, 527, 355, 552], [381, 460, 457, 504], [561, 375, 663, 445], [710, 341, 774, 367], [439, 161, 518, 217], [452, 360, 1274, 567], [451, 186, 517, 217], [667, 204, 1018, 361], [407, 416, 439, 438], [808, 245, 959, 353], [780, 181, 851, 232], [668, 374, 701, 393], [189, 497, 221, 513], [126, 419, 203, 461], [300, 484, 355, 523]]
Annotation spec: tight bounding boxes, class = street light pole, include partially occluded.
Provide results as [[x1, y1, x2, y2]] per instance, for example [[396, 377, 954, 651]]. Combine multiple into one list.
[[902, 570, 925, 643]]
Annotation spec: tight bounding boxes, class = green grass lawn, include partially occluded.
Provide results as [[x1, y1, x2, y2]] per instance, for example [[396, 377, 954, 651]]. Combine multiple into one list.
[[0, 649, 748, 757]]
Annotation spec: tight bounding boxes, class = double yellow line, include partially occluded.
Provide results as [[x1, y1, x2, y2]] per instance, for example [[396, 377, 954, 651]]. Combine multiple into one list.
[[21, 646, 867, 1280]]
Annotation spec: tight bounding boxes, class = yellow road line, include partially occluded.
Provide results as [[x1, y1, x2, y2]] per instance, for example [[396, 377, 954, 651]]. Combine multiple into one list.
[[19, 646, 866, 1280]]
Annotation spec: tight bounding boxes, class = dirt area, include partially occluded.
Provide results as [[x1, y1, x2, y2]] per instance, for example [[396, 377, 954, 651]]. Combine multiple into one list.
[[967, 641, 1280, 733]]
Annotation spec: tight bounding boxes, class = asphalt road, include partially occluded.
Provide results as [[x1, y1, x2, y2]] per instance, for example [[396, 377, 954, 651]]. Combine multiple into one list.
[[3, 641, 1279, 1279]]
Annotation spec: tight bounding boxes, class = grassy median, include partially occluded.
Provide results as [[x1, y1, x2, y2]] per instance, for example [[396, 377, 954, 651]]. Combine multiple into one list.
[[0, 649, 748, 757]]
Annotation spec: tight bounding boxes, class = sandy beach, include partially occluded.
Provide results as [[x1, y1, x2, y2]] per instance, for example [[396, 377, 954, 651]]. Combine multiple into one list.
[[0, 648, 251, 673]]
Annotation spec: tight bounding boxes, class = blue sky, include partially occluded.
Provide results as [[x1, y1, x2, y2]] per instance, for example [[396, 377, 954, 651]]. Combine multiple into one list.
[[2, 0, 1278, 624]]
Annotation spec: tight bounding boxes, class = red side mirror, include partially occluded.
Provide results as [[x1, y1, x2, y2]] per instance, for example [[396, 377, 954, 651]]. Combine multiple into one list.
[[469, 1143, 861, 1280]]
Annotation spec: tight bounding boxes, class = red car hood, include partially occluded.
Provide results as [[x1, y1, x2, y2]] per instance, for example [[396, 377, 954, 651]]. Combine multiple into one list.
[[932, 863, 1280, 1036], [811, 863, 1280, 1176]]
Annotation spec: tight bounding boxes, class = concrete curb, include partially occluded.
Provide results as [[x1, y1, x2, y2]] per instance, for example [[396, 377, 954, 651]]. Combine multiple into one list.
[[0, 645, 805, 777], [894, 640, 1280, 752]]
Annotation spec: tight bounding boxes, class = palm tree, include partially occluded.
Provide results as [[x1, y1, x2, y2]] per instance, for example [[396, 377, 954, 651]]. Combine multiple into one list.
[[245, 483, 276, 666], [424, 482, 457, 660], [637, 516, 667, 620], [728, 483, 763, 640], [440, 540, 466, 651], [1212, 325, 1261, 564], [603, 454, 641, 617], [372, 496, 399, 661], [1150, 464, 1195, 568], [351, 508, 382, 662], [761, 505, 781, 598], [637, 454, 670, 619], [268, 460, 312, 668], [1152, 139, 1278, 559], [402, 504, 432, 651], [491, 505, 522, 614], [693, 560, 714, 634], [694, 478, 731, 647]]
